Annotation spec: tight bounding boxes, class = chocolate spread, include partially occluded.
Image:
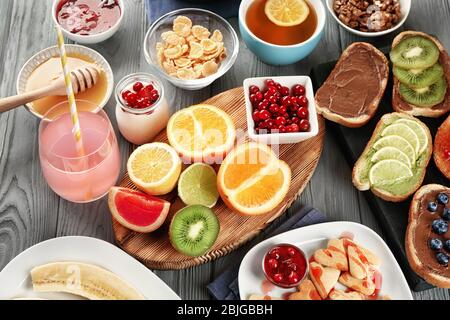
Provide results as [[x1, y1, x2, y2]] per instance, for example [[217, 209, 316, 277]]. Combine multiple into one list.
[[315, 44, 388, 118], [413, 189, 449, 277], [393, 52, 450, 111]]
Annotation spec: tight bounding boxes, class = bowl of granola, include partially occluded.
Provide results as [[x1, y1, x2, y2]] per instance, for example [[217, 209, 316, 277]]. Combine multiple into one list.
[[143, 8, 239, 90], [327, 0, 411, 37]]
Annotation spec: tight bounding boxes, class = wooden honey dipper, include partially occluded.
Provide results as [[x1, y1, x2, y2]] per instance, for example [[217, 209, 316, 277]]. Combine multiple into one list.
[[0, 65, 101, 113]]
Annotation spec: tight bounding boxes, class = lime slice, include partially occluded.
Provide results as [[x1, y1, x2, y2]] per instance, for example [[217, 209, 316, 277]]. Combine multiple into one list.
[[394, 118, 428, 155], [373, 135, 416, 165], [178, 163, 219, 208], [264, 0, 310, 27], [381, 123, 420, 156], [371, 147, 412, 169], [369, 159, 413, 186]]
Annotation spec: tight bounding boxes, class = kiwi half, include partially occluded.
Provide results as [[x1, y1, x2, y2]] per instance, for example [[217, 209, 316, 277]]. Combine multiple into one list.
[[393, 63, 444, 89], [390, 36, 440, 69], [399, 76, 447, 108], [169, 205, 220, 257]]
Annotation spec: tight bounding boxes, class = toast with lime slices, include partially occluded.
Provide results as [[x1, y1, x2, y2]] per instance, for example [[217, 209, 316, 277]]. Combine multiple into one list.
[[391, 31, 450, 118], [352, 112, 432, 202]]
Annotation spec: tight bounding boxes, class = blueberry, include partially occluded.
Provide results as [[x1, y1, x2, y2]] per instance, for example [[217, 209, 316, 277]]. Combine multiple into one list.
[[436, 252, 449, 266], [437, 193, 449, 205], [428, 202, 438, 212], [445, 239, 450, 252], [443, 208, 450, 221], [429, 238, 443, 250], [432, 219, 448, 235]]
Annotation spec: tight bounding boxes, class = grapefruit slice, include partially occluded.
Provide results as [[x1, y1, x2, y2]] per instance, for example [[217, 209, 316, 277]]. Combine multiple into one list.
[[108, 187, 170, 233]]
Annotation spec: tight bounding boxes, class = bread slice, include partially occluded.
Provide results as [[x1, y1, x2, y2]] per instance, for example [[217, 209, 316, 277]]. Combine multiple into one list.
[[315, 42, 389, 128], [406, 184, 450, 288], [352, 112, 432, 202], [434, 114, 450, 179], [392, 31, 450, 117]]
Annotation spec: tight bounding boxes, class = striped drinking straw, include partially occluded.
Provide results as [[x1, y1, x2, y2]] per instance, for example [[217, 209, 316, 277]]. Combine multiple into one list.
[[55, 26, 85, 156]]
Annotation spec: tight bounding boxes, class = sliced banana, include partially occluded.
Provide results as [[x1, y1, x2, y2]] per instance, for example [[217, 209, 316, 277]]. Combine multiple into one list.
[[31, 262, 144, 300]]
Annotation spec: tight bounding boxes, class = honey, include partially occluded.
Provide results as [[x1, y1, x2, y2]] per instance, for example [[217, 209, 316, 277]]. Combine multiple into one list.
[[25, 52, 108, 116], [246, 0, 318, 46]]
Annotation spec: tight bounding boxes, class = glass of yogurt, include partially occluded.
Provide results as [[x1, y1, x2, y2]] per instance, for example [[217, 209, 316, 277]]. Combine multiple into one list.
[[115, 73, 170, 145]]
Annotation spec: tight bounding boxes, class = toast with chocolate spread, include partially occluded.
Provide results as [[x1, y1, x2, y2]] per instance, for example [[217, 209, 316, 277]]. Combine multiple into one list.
[[391, 31, 450, 118], [406, 184, 450, 288], [352, 112, 432, 202], [315, 42, 389, 128]]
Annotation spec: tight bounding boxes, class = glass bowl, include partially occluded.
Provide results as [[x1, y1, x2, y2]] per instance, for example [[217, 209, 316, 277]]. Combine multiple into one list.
[[143, 8, 239, 91]]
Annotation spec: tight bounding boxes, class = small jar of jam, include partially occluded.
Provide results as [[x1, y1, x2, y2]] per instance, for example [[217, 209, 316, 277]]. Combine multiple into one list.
[[262, 243, 308, 288], [115, 73, 170, 145]]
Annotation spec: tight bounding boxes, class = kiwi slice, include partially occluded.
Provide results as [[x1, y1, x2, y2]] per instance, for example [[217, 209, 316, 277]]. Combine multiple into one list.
[[399, 76, 447, 108], [390, 36, 440, 69], [169, 205, 220, 257], [393, 63, 444, 88]]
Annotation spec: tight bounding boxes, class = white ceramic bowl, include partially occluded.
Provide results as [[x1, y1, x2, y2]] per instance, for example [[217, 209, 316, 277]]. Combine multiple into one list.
[[326, 0, 411, 37], [143, 8, 239, 91], [244, 76, 319, 145], [17, 44, 114, 119], [52, 0, 124, 44]]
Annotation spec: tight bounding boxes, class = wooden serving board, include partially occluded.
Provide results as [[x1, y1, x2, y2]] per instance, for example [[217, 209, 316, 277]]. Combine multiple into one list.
[[112, 87, 325, 270]]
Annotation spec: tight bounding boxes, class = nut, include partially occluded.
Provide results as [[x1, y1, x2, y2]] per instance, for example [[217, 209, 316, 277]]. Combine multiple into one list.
[[333, 0, 401, 32]]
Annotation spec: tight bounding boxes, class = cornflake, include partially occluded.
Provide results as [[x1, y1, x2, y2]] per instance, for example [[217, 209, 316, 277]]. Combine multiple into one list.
[[155, 15, 227, 80]]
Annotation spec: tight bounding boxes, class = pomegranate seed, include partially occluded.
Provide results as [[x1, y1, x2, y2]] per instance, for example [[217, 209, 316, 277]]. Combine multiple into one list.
[[267, 86, 277, 96], [252, 111, 260, 122], [285, 125, 293, 133], [269, 104, 280, 114], [275, 83, 282, 91], [259, 110, 270, 121], [286, 119, 292, 125], [265, 79, 275, 87], [291, 116, 300, 124], [291, 123, 300, 132], [292, 84, 306, 96], [280, 86, 290, 96], [279, 106, 287, 114], [297, 95, 308, 107], [297, 107, 309, 119], [250, 94, 258, 105], [281, 96, 292, 107], [268, 95, 278, 104], [299, 119, 310, 132], [276, 116, 286, 126], [273, 273, 283, 283], [255, 91, 263, 101], [282, 112, 289, 119], [263, 91, 272, 100], [265, 119, 275, 128], [249, 85, 260, 94], [137, 97, 151, 108], [258, 100, 269, 110], [288, 271, 300, 284], [268, 258, 278, 269], [121, 90, 132, 101], [133, 81, 144, 92], [150, 92, 159, 102], [279, 125, 287, 133], [125, 92, 139, 107]]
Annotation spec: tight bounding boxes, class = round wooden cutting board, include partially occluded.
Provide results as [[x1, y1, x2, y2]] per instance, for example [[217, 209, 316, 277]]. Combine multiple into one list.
[[112, 87, 325, 270]]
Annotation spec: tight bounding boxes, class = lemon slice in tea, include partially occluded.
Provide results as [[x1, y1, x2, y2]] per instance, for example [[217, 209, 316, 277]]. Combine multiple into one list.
[[265, 0, 310, 27]]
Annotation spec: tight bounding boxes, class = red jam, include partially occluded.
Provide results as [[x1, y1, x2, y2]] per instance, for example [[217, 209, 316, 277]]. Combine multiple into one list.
[[263, 244, 307, 288], [57, 0, 121, 36]]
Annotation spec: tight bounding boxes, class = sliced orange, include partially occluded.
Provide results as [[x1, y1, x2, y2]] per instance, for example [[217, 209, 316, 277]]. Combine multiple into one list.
[[217, 143, 291, 216], [167, 104, 236, 163], [265, 0, 310, 27]]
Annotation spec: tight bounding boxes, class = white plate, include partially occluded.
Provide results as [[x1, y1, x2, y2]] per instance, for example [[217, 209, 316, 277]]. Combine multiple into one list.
[[238, 221, 413, 300], [0, 236, 180, 300]]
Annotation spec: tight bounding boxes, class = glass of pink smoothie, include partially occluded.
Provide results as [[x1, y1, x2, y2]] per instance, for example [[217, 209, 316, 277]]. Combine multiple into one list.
[[39, 100, 121, 203]]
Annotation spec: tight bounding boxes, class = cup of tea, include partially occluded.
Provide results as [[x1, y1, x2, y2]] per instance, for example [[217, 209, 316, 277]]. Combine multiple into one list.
[[239, 0, 326, 65]]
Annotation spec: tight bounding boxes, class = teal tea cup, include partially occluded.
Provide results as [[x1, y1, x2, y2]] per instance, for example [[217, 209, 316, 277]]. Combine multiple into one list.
[[239, 0, 326, 66]]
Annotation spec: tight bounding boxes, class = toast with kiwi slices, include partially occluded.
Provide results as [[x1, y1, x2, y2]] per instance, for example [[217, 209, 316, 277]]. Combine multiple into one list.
[[391, 31, 450, 118], [353, 112, 432, 202]]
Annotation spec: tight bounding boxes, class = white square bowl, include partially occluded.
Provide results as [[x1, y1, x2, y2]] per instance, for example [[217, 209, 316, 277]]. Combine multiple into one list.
[[244, 76, 319, 145]]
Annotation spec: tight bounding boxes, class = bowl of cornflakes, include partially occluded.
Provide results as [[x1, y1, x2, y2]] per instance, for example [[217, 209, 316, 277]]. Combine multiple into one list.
[[144, 8, 239, 91]]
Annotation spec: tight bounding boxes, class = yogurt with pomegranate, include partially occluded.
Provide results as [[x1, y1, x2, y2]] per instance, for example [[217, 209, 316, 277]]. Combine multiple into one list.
[[115, 73, 169, 145]]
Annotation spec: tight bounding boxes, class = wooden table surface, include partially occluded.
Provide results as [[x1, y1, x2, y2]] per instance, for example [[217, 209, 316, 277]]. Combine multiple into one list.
[[0, 0, 449, 300]]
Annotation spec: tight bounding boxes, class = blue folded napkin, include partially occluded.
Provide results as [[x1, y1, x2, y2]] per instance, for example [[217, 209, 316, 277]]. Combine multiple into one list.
[[145, 0, 241, 23], [207, 206, 327, 300]]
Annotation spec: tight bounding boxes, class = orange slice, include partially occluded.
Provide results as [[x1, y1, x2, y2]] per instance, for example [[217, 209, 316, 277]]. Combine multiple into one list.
[[265, 0, 310, 27], [167, 104, 236, 163], [217, 143, 291, 216]]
